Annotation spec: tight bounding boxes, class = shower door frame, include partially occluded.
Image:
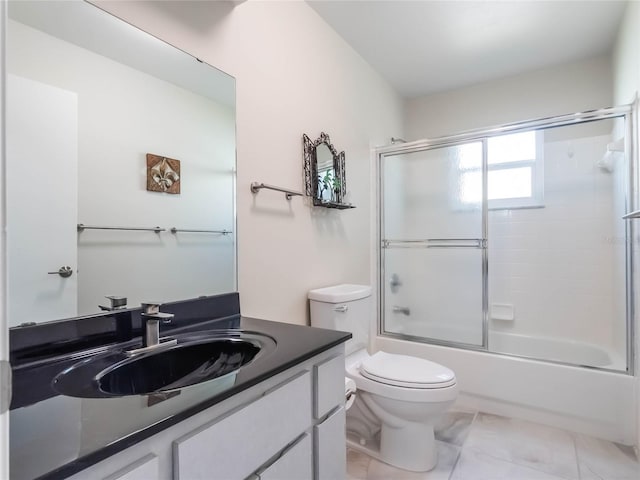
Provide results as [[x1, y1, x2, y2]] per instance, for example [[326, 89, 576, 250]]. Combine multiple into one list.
[[376, 104, 636, 375]]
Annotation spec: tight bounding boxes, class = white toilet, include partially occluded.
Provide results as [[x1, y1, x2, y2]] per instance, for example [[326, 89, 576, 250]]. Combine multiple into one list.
[[309, 284, 458, 472]]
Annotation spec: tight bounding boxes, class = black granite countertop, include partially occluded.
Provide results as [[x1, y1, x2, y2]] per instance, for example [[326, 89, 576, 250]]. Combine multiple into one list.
[[9, 294, 351, 480]]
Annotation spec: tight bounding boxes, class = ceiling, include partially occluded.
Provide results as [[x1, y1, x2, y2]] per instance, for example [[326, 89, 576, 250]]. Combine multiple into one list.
[[307, 0, 628, 99]]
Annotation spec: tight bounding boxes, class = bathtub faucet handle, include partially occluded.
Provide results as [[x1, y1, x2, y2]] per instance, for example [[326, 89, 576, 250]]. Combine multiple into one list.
[[392, 305, 411, 316]]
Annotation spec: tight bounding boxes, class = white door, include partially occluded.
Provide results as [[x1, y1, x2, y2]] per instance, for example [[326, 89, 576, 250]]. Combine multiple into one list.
[[6, 74, 78, 326]]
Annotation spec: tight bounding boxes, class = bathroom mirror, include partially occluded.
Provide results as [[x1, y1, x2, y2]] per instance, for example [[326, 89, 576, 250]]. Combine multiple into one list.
[[6, 1, 236, 326], [303, 132, 354, 209]]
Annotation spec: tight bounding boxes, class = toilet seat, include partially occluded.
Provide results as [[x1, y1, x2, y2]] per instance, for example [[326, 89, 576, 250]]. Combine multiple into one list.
[[360, 351, 456, 389]]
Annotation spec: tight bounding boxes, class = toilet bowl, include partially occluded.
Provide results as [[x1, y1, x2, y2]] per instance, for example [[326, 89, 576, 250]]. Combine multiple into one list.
[[344, 348, 457, 471], [308, 284, 458, 472]]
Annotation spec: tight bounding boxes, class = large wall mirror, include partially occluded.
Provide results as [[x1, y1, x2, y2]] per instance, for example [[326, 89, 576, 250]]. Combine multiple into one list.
[[6, 1, 236, 327]]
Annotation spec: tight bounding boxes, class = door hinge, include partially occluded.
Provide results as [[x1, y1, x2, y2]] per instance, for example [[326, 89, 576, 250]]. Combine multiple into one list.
[[0, 360, 11, 414]]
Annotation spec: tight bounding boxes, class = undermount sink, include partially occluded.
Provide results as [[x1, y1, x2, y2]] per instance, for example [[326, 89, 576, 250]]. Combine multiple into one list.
[[52, 331, 276, 398]]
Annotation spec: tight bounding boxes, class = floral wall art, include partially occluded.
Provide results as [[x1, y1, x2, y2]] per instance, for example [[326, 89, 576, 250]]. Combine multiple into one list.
[[146, 153, 181, 194]]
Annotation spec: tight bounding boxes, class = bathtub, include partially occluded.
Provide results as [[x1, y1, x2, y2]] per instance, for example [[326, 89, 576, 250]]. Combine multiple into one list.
[[489, 331, 626, 371], [375, 333, 636, 445], [385, 320, 625, 371]]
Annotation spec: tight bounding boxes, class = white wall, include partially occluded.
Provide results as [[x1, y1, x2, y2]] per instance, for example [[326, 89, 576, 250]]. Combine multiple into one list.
[[93, 0, 404, 324], [612, 0, 640, 452], [405, 55, 612, 140], [8, 18, 236, 315]]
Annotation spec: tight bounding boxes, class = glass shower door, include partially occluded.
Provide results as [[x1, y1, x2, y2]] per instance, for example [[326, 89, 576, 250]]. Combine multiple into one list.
[[380, 141, 487, 347]]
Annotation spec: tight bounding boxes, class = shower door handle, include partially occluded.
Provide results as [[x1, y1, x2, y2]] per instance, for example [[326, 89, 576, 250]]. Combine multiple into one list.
[[382, 238, 486, 249], [426, 238, 486, 249]]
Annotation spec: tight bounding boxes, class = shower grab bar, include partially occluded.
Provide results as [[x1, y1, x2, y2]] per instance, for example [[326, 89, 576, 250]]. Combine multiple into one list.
[[382, 238, 486, 249]]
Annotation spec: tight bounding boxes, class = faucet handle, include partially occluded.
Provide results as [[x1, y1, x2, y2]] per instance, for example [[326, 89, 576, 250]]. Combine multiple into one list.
[[98, 295, 128, 311], [156, 312, 174, 324], [141, 302, 161, 315], [107, 295, 127, 308], [140, 302, 174, 324]]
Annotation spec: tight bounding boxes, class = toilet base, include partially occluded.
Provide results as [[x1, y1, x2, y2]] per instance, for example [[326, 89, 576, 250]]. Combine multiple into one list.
[[346, 424, 437, 473], [380, 422, 437, 472]]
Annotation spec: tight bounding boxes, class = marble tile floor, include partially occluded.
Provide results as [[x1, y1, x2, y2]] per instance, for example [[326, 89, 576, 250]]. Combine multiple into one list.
[[347, 411, 640, 480]]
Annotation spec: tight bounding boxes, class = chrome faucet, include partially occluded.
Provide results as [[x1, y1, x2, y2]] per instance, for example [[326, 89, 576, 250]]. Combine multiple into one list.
[[126, 302, 177, 356], [141, 303, 174, 347], [98, 295, 128, 311]]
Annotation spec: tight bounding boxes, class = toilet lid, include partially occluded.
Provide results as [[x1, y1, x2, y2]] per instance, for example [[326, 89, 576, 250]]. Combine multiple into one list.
[[360, 351, 456, 389]]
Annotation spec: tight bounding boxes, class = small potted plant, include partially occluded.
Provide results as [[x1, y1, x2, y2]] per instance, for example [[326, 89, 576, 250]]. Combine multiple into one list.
[[319, 171, 337, 203], [319, 171, 342, 203], [331, 176, 342, 203]]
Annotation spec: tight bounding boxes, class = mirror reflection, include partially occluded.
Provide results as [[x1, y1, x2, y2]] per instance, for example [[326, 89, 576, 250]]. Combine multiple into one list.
[[316, 144, 336, 203], [6, 1, 237, 326]]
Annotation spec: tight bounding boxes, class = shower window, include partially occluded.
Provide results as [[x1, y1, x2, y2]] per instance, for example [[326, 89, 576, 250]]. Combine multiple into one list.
[[460, 130, 544, 209]]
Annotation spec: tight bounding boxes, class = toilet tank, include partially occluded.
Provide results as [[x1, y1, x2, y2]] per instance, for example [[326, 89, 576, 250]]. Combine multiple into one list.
[[308, 284, 372, 355]]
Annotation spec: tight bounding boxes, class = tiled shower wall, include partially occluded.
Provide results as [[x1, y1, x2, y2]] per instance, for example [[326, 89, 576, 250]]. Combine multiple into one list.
[[489, 127, 624, 362]]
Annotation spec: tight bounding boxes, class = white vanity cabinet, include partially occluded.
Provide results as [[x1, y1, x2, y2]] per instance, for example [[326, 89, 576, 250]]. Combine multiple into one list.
[[64, 345, 346, 480], [312, 354, 347, 480], [173, 371, 312, 479], [314, 407, 346, 480], [103, 454, 160, 480], [256, 433, 313, 480]]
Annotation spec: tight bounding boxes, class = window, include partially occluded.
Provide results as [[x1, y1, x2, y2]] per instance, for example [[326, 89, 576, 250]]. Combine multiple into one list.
[[459, 130, 544, 209]]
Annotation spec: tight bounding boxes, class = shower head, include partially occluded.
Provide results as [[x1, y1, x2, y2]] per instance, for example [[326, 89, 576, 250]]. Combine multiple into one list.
[[597, 138, 624, 173]]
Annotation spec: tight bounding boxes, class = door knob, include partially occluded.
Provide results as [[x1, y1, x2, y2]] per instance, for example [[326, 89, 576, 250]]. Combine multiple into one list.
[[48, 266, 73, 278]]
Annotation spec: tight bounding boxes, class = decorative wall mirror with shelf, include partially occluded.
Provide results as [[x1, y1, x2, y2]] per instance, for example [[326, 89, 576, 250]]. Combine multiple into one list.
[[303, 132, 355, 209]]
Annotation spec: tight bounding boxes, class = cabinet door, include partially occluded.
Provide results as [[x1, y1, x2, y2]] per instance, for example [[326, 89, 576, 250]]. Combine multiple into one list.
[[314, 407, 346, 480], [314, 355, 344, 419], [103, 454, 159, 480], [258, 434, 312, 480], [173, 371, 311, 480]]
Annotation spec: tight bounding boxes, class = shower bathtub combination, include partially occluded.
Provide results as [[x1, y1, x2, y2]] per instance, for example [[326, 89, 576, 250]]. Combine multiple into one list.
[[374, 105, 637, 444]]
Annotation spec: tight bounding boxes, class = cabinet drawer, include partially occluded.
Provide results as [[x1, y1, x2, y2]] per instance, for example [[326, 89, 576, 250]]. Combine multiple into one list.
[[173, 371, 311, 480], [314, 354, 344, 419], [258, 433, 312, 480], [103, 454, 159, 480], [314, 407, 346, 480]]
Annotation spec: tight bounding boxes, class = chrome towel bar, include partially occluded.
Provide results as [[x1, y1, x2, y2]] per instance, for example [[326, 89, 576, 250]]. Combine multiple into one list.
[[77, 224, 231, 234], [170, 228, 231, 235], [77, 224, 165, 233], [250, 182, 303, 200]]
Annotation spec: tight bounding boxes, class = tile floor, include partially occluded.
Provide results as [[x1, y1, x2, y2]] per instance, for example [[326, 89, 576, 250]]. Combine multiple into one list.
[[346, 411, 640, 480]]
